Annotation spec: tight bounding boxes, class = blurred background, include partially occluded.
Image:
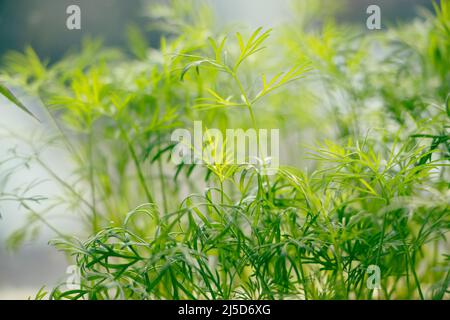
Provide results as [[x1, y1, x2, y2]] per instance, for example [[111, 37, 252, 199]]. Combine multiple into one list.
[[0, 0, 437, 299], [0, 0, 435, 60]]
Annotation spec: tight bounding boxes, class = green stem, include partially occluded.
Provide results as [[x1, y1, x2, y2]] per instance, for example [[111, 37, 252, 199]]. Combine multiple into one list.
[[22, 202, 67, 239], [119, 126, 156, 207], [36, 158, 94, 214], [231, 71, 271, 191], [219, 179, 224, 205], [297, 254, 309, 300], [367, 210, 389, 300], [231, 72, 257, 130], [157, 135, 168, 213], [88, 129, 98, 233], [406, 247, 425, 300]]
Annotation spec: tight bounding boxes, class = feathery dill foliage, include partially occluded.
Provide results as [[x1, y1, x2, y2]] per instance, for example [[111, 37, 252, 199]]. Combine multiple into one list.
[[0, 0, 449, 299]]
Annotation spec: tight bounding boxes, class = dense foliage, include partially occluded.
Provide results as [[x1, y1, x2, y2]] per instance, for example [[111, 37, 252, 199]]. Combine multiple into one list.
[[0, 0, 449, 299]]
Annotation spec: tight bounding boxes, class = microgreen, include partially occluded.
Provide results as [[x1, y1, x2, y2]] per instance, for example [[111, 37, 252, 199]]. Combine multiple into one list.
[[0, 0, 448, 300]]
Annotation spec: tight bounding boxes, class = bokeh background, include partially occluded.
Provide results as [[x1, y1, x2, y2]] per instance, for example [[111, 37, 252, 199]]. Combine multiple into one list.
[[0, 0, 434, 60], [0, 0, 437, 299]]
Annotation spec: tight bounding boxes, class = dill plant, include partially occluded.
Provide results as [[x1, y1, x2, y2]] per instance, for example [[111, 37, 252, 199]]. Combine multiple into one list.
[[0, 0, 448, 300]]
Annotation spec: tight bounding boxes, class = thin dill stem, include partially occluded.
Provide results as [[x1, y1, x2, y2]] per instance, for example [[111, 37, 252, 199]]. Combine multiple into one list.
[[356, 274, 365, 299], [436, 269, 450, 299], [323, 212, 347, 298], [231, 72, 258, 130], [157, 155, 168, 212], [369, 210, 388, 300], [219, 179, 224, 205], [22, 202, 67, 239], [35, 157, 94, 214], [230, 71, 272, 193], [376, 210, 388, 265], [119, 125, 156, 208], [297, 254, 309, 300], [333, 237, 347, 299], [88, 128, 98, 233], [406, 247, 425, 300], [157, 134, 168, 213], [42, 99, 84, 164], [403, 239, 412, 297]]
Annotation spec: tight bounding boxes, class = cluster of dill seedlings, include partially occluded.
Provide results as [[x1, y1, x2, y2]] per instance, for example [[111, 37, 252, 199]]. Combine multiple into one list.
[[0, 0, 448, 300]]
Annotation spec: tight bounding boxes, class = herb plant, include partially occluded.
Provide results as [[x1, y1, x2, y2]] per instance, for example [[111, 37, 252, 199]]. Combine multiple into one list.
[[0, 0, 448, 300]]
